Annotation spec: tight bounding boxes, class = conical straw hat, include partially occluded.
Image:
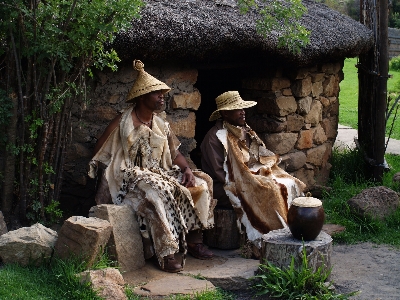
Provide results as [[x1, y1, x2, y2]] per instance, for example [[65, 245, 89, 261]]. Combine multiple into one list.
[[209, 91, 257, 121], [126, 60, 171, 103]]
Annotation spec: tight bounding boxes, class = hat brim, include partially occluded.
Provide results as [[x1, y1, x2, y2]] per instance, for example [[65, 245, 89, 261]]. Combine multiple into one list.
[[209, 101, 257, 121], [126, 86, 171, 103]]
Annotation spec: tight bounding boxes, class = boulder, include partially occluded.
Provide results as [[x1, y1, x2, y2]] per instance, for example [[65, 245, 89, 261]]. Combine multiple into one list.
[[0, 223, 57, 266], [347, 186, 400, 220], [393, 172, 400, 183], [0, 211, 7, 236], [78, 268, 127, 300], [54, 216, 112, 267], [88, 204, 146, 272]]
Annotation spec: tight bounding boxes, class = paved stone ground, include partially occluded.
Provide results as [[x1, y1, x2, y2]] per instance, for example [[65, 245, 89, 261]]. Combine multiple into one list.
[[334, 124, 400, 155]]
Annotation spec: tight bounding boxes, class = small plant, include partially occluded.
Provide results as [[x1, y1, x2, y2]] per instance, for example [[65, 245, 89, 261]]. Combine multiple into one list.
[[251, 246, 357, 299]]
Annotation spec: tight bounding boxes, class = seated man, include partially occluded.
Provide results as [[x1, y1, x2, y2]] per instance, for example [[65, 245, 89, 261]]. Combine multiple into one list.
[[200, 91, 306, 248], [88, 60, 215, 273]]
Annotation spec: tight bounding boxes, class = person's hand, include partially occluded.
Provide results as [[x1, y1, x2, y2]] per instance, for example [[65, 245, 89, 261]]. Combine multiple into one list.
[[181, 167, 195, 187]]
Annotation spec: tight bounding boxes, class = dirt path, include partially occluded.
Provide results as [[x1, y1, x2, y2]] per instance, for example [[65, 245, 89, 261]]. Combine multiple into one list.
[[330, 243, 400, 299]]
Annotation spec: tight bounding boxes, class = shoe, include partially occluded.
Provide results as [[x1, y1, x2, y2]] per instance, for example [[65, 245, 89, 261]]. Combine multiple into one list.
[[187, 243, 214, 260], [161, 254, 183, 273]]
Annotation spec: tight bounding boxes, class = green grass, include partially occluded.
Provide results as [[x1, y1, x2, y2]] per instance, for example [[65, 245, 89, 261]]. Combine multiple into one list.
[[322, 148, 400, 246], [0, 259, 102, 300], [0, 255, 236, 300], [339, 57, 400, 140]]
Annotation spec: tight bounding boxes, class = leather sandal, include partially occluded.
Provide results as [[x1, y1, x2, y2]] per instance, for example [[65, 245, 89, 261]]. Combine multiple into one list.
[[161, 254, 183, 273], [187, 243, 214, 260]]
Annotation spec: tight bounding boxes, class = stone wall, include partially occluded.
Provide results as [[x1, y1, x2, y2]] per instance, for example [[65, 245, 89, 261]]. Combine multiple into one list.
[[242, 62, 343, 188], [61, 60, 342, 215]]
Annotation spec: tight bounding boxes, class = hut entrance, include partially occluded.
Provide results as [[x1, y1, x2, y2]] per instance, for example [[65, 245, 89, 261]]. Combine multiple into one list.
[[191, 67, 241, 168]]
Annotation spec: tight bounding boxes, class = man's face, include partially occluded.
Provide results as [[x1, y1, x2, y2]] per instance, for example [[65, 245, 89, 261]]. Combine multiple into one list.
[[141, 90, 165, 111], [221, 109, 246, 126]]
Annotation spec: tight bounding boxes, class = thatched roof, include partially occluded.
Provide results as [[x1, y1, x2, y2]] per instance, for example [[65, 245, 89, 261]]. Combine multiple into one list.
[[112, 0, 373, 66]]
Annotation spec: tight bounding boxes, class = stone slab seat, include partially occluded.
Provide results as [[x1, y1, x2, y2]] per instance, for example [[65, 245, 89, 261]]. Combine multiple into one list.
[[89, 204, 146, 272]]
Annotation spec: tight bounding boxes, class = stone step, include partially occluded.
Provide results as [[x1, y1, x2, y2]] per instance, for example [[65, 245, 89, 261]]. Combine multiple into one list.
[[122, 249, 259, 297]]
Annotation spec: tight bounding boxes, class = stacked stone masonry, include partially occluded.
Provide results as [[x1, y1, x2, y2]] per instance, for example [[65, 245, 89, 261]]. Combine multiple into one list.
[[66, 60, 342, 204], [242, 61, 342, 188]]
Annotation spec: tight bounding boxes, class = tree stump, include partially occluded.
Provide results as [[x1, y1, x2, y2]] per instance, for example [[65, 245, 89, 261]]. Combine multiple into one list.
[[204, 208, 241, 249], [260, 227, 332, 276]]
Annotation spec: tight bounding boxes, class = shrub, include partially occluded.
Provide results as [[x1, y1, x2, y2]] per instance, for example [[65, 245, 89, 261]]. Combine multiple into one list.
[[390, 56, 400, 71]]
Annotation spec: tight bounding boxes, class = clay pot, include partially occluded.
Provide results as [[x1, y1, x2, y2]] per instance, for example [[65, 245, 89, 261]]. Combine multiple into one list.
[[287, 195, 325, 241]]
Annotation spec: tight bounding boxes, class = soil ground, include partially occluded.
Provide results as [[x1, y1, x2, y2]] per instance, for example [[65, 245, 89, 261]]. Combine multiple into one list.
[[329, 242, 400, 300]]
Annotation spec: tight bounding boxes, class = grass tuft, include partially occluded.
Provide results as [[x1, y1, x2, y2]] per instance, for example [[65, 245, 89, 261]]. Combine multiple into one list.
[[251, 246, 357, 299]]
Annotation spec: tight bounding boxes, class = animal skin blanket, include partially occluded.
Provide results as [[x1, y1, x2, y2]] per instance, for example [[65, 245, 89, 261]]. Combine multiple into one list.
[[218, 122, 306, 248], [88, 106, 215, 267]]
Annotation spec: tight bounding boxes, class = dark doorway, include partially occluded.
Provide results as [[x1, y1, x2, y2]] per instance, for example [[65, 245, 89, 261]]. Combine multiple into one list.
[[191, 67, 242, 168]]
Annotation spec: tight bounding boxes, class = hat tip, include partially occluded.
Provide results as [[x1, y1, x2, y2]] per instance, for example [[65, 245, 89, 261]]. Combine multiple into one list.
[[133, 60, 144, 71]]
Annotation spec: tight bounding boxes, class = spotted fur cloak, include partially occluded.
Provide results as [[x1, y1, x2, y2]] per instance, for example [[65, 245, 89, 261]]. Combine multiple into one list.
[[218, 122, 306, 248], [88, 106, 215, 266]]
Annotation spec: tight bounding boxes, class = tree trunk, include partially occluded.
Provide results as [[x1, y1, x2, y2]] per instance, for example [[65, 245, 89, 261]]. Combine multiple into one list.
[[1, 93, 18, 217], [260, 227, 332, 276], [204, 208, 241, 249]]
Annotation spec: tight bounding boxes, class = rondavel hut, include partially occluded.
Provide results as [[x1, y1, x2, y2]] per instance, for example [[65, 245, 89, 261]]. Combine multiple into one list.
[[61, 0, 373, 215]]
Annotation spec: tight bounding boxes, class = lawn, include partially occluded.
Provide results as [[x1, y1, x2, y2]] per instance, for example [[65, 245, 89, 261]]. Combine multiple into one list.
[[339, 57, 400, 140]]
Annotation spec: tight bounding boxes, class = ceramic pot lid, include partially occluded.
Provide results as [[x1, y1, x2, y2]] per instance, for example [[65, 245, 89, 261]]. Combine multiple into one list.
[[292, 194, 322, 207]]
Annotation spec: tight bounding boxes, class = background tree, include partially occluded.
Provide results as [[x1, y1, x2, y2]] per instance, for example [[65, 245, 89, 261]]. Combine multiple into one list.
[[238, 0, 310, 54], [0, 0, 143, 226], [389, 0, 400, 28]]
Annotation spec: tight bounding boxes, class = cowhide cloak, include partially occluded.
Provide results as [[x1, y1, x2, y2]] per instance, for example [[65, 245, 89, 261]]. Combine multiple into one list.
[[88, 106, 215, 267], [218, 122, 306, 248]]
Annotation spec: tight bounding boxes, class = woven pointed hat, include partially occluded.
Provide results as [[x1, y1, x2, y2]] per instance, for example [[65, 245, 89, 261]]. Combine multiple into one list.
[[209, 91, 257, 121], [126, 60, 171, 103]]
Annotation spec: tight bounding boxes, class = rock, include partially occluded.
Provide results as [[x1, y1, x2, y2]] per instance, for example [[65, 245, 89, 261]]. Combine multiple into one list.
[[323, 75, 340, 97], [182, 255, 259, 291], [0, 212, 7, 236], [279, 151, 307, 172], [78, 268, 127, 300], [247, 115, 286, 133], [393, 172, 400, 183], [297, 96, 312, 115], [347, 186, 400, 221], [296, 129, 313, 150], [166, 111, 196, 138], [271, 77, 291, 91], [0, 223, 57, 266], [88, 204, 145, 272], [291, 77, 312, 97], [262, 132, 298, 155], [171, 90, 201, 110], [54, 216, 112, 267], [134, 275, 215, 297], [304, 100, 322, 126], [312, 81, 323, 97], [293, 168, 316, 188], [306, 144, 328, 166], [287, 114, 305, 132], [322, 224, 345, 236], [312, 124, 327, 145]]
